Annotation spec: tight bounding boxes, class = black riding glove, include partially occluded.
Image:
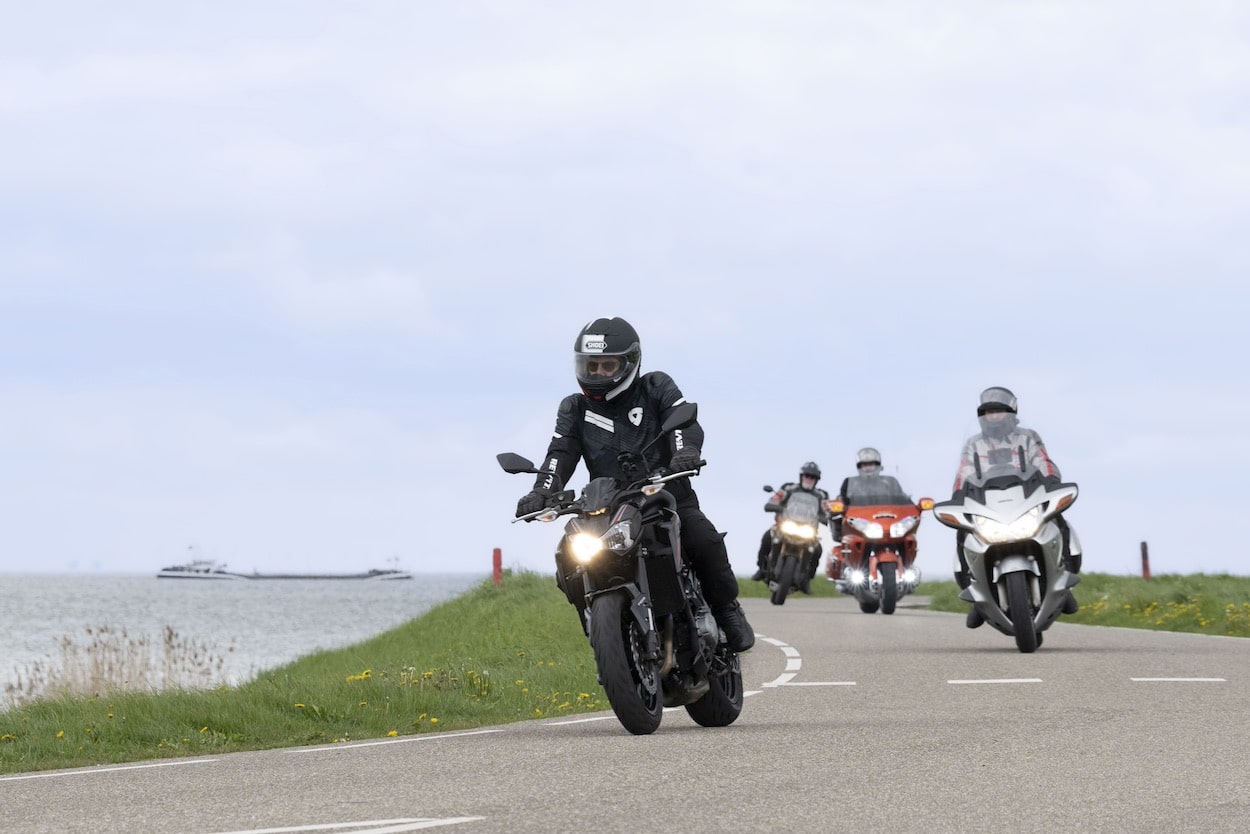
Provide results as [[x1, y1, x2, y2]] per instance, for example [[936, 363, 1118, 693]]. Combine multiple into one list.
[[669, 448, 703, 474], [516, 489, 549, 518]]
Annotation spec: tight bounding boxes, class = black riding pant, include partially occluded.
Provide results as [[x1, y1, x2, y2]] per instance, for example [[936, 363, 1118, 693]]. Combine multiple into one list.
[[677, 495, 740, 610]]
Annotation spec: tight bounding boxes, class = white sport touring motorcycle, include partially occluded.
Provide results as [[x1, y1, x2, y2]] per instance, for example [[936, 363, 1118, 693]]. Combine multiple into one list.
[[931, 464, 1079, 653]]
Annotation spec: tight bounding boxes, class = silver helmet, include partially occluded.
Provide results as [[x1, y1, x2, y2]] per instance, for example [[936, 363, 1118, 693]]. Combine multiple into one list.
[[856, 447, 881, 474], [977, 386, 1019, 439]]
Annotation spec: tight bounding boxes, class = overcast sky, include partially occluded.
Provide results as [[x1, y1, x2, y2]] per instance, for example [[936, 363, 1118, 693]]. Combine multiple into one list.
[[2, 2, 1247, 580]]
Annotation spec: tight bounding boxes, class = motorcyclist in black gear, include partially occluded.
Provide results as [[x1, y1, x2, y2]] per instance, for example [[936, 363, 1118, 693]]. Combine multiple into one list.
[[515, 316, 754, 653], [751, 461, 830, 595]]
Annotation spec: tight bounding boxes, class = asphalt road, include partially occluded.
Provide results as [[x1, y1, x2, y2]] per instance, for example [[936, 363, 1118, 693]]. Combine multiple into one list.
[[4, 595, 1249, 834]]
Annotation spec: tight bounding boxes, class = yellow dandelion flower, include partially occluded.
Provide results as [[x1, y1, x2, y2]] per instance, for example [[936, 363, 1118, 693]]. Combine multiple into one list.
[[107, 713, 114, 719], [387, 730, 398, 737], [199, 727, 208, 734], [359, 701, 368, 707], [56, 731, 64, 739], [430, 717, 439, 724]]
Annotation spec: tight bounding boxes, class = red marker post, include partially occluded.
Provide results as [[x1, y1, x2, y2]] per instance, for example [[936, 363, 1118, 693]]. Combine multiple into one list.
[[493, 547, 502, 586], [1140, 541, 1151, 580]]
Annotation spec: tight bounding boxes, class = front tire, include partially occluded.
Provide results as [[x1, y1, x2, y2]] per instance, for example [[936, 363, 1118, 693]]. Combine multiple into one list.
[[684, 647, 743, 728], [880, 565, 898, 615], [1004, 572, 1039, 653], [588, 593, 663, 734], [770, 553, 798, 605]]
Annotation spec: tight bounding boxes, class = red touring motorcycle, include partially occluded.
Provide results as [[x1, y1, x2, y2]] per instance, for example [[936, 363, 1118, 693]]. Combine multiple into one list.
[[828, 476, 933, 615]]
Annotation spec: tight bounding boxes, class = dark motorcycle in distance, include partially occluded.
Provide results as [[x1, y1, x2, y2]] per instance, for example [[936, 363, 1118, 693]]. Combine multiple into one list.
[[760, 485, 827, 606], [497, 403, 743, 735], [931, 463, 1080, 653]]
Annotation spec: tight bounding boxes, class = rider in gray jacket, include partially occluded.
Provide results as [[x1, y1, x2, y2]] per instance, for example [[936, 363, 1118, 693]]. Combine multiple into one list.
[[952, 386, 1082, 628]]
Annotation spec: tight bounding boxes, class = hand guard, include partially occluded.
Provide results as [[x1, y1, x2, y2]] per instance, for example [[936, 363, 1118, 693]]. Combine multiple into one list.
[[515, 490, 548, 518], [669, 448, 703, 474]]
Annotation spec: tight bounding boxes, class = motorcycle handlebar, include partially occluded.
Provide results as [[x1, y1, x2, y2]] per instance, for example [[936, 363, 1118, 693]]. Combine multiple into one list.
[[510, 463, 704, 523]]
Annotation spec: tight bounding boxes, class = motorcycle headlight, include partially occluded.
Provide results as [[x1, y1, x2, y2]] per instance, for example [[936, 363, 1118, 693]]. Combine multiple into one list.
[[848, 518, 884, 539], [601, 519, 634, 553], [848, 568, 867, 586], [779, 520, 818, 540], [901, 568, 919, 584], [568, 532, 604, 563], [972, 507, 1042, 544], [889, 516, 919, 538]]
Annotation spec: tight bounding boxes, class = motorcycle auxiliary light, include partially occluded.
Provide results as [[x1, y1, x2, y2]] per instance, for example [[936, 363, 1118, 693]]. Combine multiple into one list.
[[972, 507, 1042, 544], [779, 520, 818, 540]]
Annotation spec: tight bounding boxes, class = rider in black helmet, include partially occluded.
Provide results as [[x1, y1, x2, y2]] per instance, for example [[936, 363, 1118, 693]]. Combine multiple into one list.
[[515, 317, 755, 653], [752, 461, 830, 594]]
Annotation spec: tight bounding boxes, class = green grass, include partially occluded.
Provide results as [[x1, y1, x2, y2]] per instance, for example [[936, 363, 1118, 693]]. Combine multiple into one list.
[[4, 569, 1250, 774], [0, 572, 605, 774], [924, 571, 1250, 637]]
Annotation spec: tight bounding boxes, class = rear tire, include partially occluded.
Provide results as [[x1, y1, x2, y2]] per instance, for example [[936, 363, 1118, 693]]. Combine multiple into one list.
[[1004, 572, 1039, 653], [770, 554, 797, 606], [588, 593, 663, 734], [858, 595, 880, 614], [880, 565, 898, 615], [684, 647, 743, 728]]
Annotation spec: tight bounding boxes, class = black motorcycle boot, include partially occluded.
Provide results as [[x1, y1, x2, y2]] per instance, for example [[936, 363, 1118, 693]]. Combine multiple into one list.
[[750, 567, 767, 582], [954, 570, 971, 590], [714, 601, 755, 652], [965, 607, 985, 629], [1062, 592, 1080, 615]]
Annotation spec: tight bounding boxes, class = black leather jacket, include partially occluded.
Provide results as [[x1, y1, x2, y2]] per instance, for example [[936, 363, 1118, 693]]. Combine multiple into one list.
[[532, 371, 703, 502]]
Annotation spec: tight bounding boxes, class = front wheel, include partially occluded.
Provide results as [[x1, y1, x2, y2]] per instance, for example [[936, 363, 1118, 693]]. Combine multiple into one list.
[[1004, 572, 1039, 653], [684, 646, 744, 728], [588, 593, 663, 734], [770, 553, 798, 605], [880, 565, 898, 615]]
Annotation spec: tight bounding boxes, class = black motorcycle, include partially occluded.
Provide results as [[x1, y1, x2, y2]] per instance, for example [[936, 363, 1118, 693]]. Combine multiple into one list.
[[761, 486, 826, 605], [498, 403, 743, 735]]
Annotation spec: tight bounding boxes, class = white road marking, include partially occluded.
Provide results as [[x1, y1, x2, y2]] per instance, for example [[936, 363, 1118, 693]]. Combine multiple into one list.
[[756, 633, 854, 688], [287, 728, 502, 754], [1130, 677, 1227, 682], [948, 678, 1044, 685], [0, 758, 217, 782], [779, 681, 857, 687], [545, 715, 619, 725], [212, 819, 486, 834]]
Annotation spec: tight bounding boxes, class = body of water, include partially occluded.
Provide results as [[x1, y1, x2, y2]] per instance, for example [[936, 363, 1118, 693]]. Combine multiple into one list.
[[1, 572, 486, 702]]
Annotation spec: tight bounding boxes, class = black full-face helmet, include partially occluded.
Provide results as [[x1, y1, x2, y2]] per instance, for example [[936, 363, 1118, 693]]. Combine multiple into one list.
[[573, 317, 642, 402], [856, 447, 882, 474], [977, 386, 1020, 439], [799, 461, 821, 485]]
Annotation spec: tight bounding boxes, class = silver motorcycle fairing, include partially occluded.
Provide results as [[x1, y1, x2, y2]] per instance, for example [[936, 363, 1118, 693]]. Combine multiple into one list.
[[960, 521, 1073, 634], [933, 465, 1079, 636]]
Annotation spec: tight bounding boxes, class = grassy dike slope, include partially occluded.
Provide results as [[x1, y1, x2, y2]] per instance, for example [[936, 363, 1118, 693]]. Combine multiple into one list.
[[0, 571, 606, 774], [5, 570, 1250, 773]]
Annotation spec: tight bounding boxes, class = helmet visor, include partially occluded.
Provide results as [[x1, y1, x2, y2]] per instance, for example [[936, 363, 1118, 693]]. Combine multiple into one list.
[[574, 352, 636, 387]]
